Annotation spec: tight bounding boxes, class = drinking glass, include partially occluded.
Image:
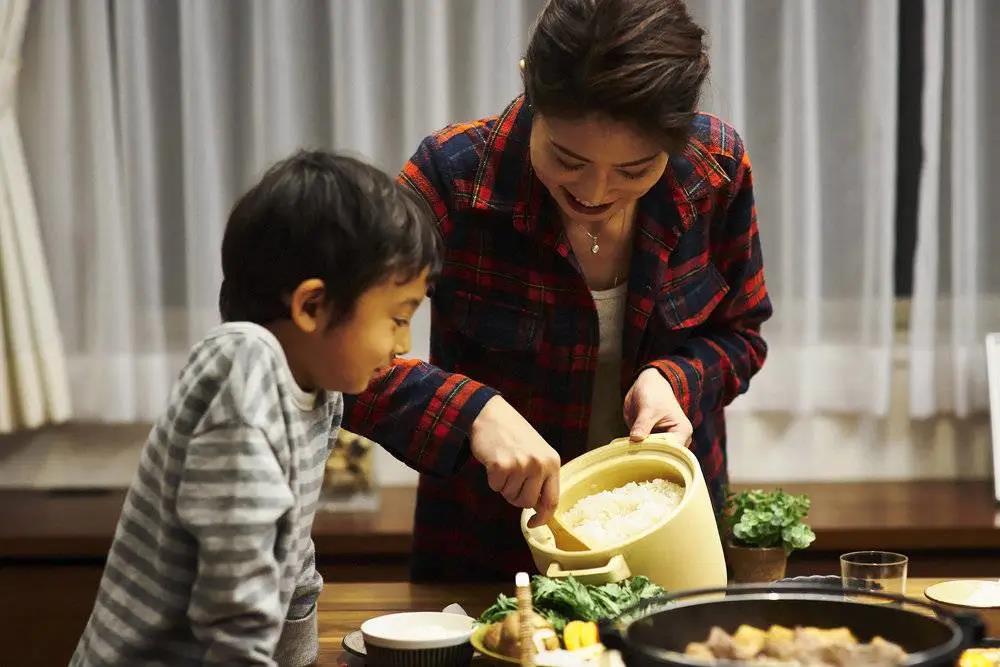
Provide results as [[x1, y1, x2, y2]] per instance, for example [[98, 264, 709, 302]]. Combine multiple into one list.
[[840, 551, 908, 602]]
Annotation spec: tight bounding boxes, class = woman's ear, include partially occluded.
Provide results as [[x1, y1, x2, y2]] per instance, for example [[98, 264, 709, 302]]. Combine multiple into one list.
[[519, 58, 526, 73], [289, 278, 327, 333]]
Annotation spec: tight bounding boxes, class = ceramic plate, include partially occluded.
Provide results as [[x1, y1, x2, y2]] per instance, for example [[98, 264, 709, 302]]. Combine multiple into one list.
[[342, 630, 366, 657], [470, 624, 518, 664], [925, 580, 1000, 608]]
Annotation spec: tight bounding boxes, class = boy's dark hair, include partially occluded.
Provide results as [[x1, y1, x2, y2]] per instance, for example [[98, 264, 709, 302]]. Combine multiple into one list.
[[523, 0, 709, 153], [220, 150, 441, 326]]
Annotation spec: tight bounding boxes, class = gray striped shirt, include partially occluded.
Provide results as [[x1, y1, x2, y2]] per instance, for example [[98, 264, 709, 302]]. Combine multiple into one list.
[[71, 323, 342, 666]]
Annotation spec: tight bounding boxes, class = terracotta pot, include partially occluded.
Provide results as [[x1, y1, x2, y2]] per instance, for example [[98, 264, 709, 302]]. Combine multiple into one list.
[[725, 542, 788, 583]]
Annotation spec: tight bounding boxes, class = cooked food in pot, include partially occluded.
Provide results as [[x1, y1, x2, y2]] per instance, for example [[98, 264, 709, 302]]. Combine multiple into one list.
[[561, 478, 684, 549], [684, 624, 907, 666], [960, 648, 1000, 667]]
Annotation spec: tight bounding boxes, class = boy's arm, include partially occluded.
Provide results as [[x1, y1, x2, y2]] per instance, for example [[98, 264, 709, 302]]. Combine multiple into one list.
[[273, 541, 322, 667], [176, 424, 294, 667]]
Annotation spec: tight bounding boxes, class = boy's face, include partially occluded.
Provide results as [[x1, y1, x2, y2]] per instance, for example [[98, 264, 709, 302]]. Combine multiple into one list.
[[314, 268, 430, 394]]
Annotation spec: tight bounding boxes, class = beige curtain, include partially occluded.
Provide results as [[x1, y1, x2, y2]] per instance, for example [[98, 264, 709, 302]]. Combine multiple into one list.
[[18, 0, 541, 423], [909, 0, 1000, 418], [688, 0, 899, 416], [0, 0, 70, 433]]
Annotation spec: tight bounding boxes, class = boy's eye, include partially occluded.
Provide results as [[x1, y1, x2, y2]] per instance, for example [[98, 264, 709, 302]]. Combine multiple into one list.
[[393, 318, 410, 327]]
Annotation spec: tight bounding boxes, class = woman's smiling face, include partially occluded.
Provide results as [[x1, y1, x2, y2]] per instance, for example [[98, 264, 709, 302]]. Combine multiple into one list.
[[529, 112, 669, 225]]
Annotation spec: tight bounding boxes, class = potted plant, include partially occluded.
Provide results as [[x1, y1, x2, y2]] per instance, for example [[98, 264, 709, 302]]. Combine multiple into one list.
[[724, 488, 816, 583]]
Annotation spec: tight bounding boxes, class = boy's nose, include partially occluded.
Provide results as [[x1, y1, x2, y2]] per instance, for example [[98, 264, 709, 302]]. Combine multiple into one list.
[[394, 330, 411, 356]]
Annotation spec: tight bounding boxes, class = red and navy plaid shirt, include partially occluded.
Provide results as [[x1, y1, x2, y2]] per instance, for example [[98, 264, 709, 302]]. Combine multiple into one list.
[[343, 96, 771, 581]]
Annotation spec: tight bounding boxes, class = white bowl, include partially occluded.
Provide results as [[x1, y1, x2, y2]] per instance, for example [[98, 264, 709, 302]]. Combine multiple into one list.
[[361, 611, 476, 650]]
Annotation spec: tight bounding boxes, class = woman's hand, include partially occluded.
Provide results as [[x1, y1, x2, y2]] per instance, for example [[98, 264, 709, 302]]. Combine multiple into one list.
[[624, 368, 694, 445], [470, 396, 561, 528]]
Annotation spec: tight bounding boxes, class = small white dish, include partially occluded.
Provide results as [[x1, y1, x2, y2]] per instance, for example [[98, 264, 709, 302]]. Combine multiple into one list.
[[361, 611, 476, 650], [925, 579, 1000, 608]]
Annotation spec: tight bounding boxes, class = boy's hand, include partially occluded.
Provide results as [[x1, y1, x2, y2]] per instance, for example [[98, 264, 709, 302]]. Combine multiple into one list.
[[470, 396, 561, 528]]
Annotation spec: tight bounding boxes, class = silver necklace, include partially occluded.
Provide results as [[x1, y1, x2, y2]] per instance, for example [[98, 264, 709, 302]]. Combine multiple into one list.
[[579, 207, 627, 254]]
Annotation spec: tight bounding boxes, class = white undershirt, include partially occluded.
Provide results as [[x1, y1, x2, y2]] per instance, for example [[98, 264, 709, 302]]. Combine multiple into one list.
[[587, 283, 629, 449]]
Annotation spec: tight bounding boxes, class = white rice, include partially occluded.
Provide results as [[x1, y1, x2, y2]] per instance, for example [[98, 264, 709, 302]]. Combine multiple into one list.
[[561, 478, 684, 549]]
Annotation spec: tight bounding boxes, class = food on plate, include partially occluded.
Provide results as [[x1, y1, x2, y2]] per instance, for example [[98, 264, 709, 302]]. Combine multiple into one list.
[[684, 624, 906, 666], [533, 642, 608, 666], [562, 620, 599, 651], [478, 574, 665, 656], [482, 609, 559, 657], [479, 574, 665, 631], [561, 478, 684, 548]]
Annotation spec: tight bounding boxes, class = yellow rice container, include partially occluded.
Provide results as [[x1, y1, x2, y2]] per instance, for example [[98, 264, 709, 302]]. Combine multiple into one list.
[[520, 433, 727, 591]]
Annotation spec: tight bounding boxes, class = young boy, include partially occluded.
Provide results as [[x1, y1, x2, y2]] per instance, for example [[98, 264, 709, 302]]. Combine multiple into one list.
[[70, 151, 441, 666]]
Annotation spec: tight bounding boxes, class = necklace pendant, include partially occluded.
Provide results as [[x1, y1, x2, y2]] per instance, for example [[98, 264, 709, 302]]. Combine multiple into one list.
[[591, 241, 600, 254]]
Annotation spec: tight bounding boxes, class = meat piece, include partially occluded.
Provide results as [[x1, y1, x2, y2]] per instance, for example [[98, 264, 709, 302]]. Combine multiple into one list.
[[791, 627, 835, 665], [869, 636, 907, 664], [818, 627, 858, 646], [684, 642, 715, 659], [705, 626, 735, 659], [796, 628, 903, 667], [687, 625, 905, 666], [831, 636, 907, 666]]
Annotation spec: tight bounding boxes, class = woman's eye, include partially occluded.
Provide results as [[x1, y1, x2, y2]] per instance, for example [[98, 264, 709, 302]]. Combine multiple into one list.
[[393, 318, 410, 327], [619, 168, 648, 180], [556, 155, 585, 171]]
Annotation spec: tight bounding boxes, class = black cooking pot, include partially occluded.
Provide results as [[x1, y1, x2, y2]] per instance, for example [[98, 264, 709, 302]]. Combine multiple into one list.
[[600, 584, 986, 666]]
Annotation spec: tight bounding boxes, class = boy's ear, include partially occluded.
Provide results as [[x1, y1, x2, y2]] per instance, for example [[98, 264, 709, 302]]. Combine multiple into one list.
[[289, 279, 327, 333]]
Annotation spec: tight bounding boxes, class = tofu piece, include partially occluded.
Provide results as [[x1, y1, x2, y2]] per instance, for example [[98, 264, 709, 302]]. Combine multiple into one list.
[[731, 624, 767, 660], [763, 624, 797, 660]]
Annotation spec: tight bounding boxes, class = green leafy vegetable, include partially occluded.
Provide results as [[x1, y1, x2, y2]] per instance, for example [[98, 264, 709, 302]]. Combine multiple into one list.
[[725, 488, 816, 553], [478, 593, 518, 625], [476, 575, 666, 634]]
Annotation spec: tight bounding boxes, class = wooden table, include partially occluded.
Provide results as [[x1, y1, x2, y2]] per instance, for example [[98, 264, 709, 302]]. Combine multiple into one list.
[[315, 578, 1000, 666]]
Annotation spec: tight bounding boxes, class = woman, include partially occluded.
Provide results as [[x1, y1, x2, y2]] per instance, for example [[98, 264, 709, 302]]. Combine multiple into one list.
[[343, 0, 771, 581]]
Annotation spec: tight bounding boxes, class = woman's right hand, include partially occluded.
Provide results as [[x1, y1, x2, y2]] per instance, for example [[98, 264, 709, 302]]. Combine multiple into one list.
[[469, 396, 561, 528]]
